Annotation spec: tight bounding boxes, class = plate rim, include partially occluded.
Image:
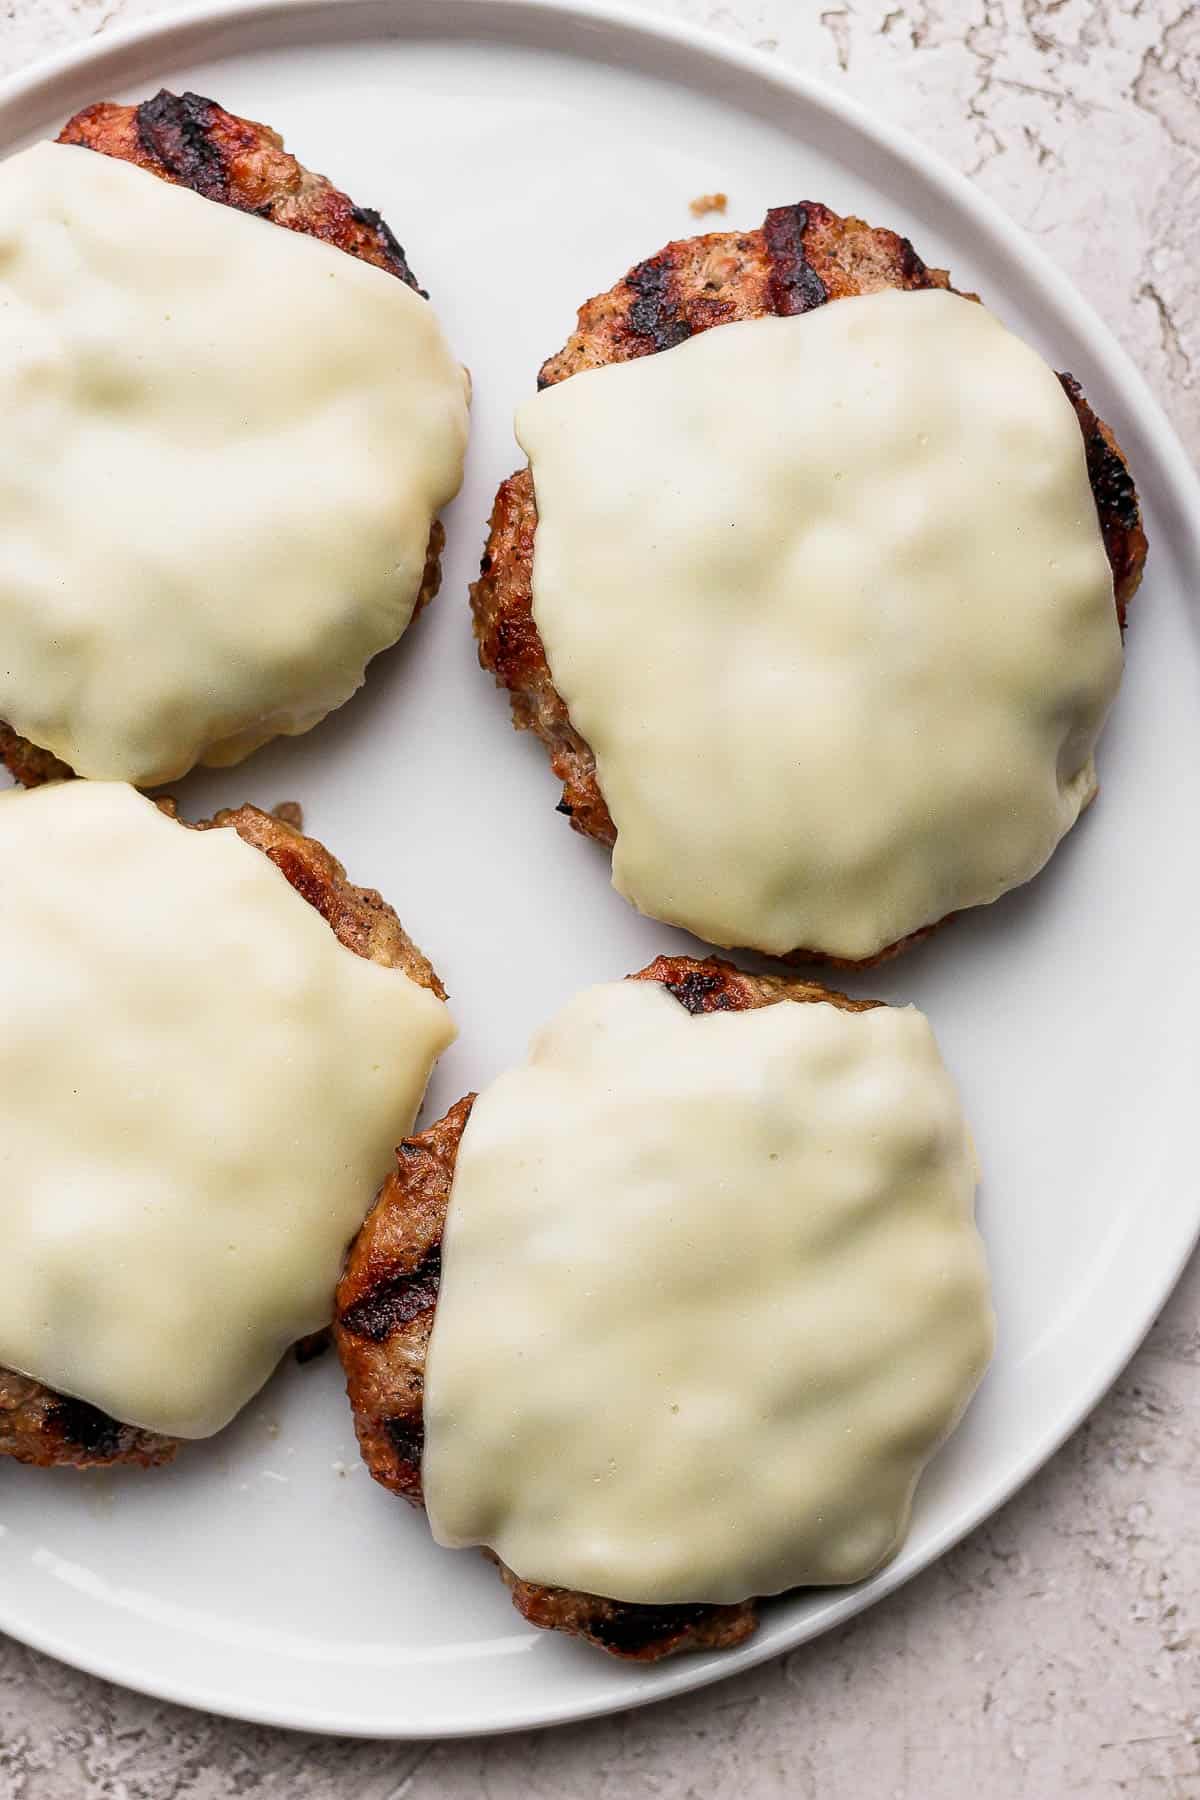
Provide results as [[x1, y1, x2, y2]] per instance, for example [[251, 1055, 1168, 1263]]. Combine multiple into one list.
[[0, 0, 1197, 1740]]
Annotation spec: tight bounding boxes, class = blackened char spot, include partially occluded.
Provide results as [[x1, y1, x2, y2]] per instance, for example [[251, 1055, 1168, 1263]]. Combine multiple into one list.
[[384, 1415, 425, 1467], [662, 971, 735, 1016], [349, 204, 424, 296], [47, 1396, 125, 1458], [136, 90, 228, 202], [626, 254, 693, 353], [586, 1601, 714, 1654], [1059, 373, 1141, 532], [339, 1247, 441, 1342], [763, 205, 828, 316], [555, 799, 574, 816], [897, 235, 930, 285], [1089, 437, 1141, 532]]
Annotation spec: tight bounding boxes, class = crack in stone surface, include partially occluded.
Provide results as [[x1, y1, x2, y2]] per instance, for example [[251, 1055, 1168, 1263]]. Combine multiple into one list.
[[1138, 278, 1196, 384], [820, 6, 853, 69], [1132, 2, 1200, 150]]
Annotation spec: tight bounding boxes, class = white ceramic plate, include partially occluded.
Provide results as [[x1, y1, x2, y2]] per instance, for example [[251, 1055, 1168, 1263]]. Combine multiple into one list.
[[0, 0, 1197, 1741]]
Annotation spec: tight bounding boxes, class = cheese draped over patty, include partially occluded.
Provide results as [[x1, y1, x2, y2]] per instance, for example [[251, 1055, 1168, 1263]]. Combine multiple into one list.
[[422, 979, 992, 1606], [0, 781, 454, 1438], [516, 288, 1122, 960], [0, 140, 469, 786]]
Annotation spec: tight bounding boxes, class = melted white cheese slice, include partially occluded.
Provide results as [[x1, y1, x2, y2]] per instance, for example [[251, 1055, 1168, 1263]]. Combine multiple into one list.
[[0, 781, 454, 1438], [423, 979, 992, 1605], [0, 140, 469, 785], [516, 288, 1122, 960]]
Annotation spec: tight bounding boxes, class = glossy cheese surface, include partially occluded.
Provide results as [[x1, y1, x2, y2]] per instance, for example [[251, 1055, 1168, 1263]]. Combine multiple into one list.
[[0, 781, 455, 1438], [423, 979, 992, 1605], [0, 141, 468, 784], [517, 289, 1120, 958]]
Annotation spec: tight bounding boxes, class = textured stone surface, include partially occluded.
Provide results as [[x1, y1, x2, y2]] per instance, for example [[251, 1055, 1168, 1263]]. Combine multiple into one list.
[[0, 1, 1196, 1794]]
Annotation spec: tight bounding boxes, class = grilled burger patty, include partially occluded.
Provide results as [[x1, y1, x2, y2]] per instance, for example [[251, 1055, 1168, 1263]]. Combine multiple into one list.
[[0, 89, 444, 791], [0, 802, 445, 1470], [470, 202, 1149, 966], [334, 954, 878, 1662]]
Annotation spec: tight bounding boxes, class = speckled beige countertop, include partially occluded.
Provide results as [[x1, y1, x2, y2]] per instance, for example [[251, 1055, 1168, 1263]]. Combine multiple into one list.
[[0, 2, 1196, 1794]]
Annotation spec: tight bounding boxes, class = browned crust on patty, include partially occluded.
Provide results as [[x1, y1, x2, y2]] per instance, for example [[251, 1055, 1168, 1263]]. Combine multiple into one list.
[[0, 802, 444, 1470], [189, 803, 445, 996], [0, 92, 445, 790], [0, 724, 73, 791], [0, 1375, 177, 1471], [470, 202, 1149, 965], [334, 953, 876, 1661], [60, 91, 424, 289], [537, 201, 952, 385]]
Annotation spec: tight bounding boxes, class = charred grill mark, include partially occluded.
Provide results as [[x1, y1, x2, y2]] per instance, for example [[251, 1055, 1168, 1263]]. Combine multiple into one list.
[[585, 1601, 716, 1654], [127, 92, 425, 295], [136, 90, 228, 201], [384, 1415, 425, 1468], [46, 1396, 125, 1458], [625, 254, 693, 353], [339, 1246, 442, 1342], [349, 204, 423, 295], [1089, 436, 1141, 532], [1060, 374, 1141, 531], [661, 970, 736, 1015], [763, 204, 828, 315], [897, 235, 930, 285], [1057, 372, 1144, 623]]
